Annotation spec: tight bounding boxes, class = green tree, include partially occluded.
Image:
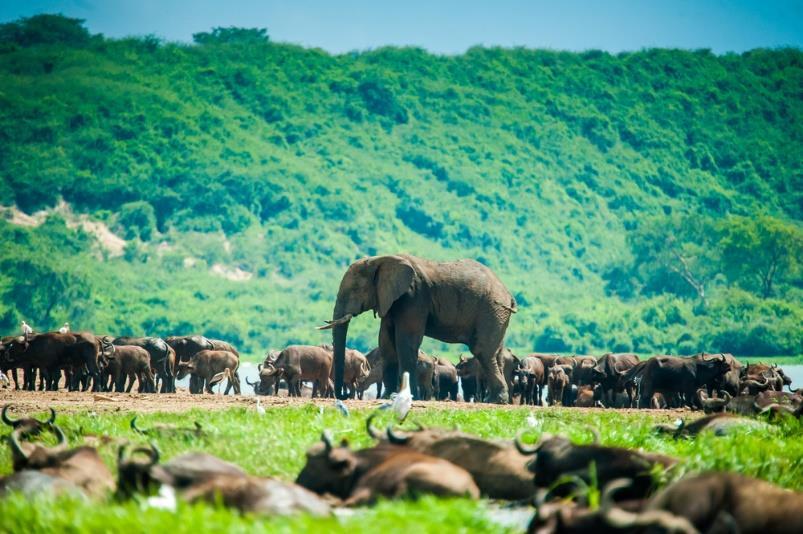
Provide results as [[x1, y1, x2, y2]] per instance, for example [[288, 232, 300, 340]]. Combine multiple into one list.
[[719, 215, 802, 298], [0, 14, 91, 47], [628, 216, 721, 304], [192, 27, 269, 45]]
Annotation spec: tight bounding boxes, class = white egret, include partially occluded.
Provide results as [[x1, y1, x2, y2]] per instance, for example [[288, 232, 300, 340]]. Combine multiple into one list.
[[58, 322, 70, 334], [20, 321, 32, 337], [335, 399, 350, 417], [256, 397, 266, 416], [391, 371, 413, 422]]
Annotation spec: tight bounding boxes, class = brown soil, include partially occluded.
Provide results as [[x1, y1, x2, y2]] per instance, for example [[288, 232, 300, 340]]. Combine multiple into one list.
[[0, 388, 693, 418]]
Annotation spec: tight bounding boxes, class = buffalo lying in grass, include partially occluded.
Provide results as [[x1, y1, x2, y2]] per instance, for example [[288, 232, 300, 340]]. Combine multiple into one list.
[[296, 431, 479, 505], [117, 443, 329, 516], [516, 429, 677, 501], [653, 413, 768, 438], [1, 404, 56, 438], [367, 414, 533, 500], [5, 422, 114, 498]]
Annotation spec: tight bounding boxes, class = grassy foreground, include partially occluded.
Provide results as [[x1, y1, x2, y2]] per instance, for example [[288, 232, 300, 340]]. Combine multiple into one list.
[[0, 404, 801, 533]]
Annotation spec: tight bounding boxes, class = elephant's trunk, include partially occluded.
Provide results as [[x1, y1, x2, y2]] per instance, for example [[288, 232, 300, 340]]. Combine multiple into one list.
[[331, 299, 351, 400]]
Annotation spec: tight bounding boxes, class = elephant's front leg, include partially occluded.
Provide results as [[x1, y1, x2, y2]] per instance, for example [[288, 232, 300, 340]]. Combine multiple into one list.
[[394, 323, 424, 401], [379, 317, 398, 398]]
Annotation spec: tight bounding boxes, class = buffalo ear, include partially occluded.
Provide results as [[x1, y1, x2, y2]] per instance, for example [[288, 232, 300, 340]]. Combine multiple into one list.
[[375, 257, 415, 318]]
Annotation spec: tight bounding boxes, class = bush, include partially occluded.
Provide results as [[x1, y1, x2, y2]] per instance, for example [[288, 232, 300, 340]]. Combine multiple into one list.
[[116, 201, 157, 241]]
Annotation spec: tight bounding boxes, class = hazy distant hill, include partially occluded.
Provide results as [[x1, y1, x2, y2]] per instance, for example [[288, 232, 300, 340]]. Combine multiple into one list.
[[1, 15, 800, 357]]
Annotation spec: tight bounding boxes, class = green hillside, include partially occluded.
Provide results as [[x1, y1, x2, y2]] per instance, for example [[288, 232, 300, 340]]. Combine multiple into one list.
[[0, 15, 801, 358]]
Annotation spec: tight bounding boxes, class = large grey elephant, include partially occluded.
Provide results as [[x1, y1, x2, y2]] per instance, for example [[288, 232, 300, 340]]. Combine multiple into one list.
[[319, 254, 517, 403]]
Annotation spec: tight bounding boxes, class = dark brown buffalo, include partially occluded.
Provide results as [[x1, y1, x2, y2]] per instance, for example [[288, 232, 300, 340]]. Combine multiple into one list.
[[432, 357, 459, 401], [113, 336, 177, 393], [1, 405, 56, 438], [456, 350, 519, 403], [108, 345, 155, 393], [547, 365, 571, 406], [696, 390, 732, 413], [569, 356, 599, 387], [742, 362, 792, 392], [263, 345, 331, 397], [296, 432, 478, 505], [648, 472, 803, 533], [323, 345, 369, 399], [371, 418, 534, 500], [653, 413, 765, 438], [697, 352, 741, 396], [741, 372, 776, 395], [516, 431, 677, 501], [207, 339, 240, 357], [1, 332, 110, 391], [574, 385, 598, 408], [247, 364, 282, 396], [456, 354, 485, 402], [516, 356, 545, 406], [182, 474, 331, 516], [166, 335, 214, 393], [634, 354, 731, 409], [116, 444, 329, 516], [415, 351, 436, 400], [527, 479, 697, 534], [8, 423, 114, 498], [356, 347, 383, 400], [591, 353, 640, 408], [177, 350, 240, 394]]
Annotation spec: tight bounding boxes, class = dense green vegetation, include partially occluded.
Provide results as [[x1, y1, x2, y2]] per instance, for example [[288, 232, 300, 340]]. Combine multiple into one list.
[[0, 15, 801, 358], [0, 404, 800, 532]]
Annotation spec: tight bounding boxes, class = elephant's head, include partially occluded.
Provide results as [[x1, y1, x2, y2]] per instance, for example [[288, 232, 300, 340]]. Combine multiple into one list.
[[319, 255, 416, 398]]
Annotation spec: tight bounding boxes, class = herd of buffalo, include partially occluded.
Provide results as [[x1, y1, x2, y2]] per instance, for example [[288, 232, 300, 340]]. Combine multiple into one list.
[[0, 402, 801, 533], [0, 330, 801, 418]]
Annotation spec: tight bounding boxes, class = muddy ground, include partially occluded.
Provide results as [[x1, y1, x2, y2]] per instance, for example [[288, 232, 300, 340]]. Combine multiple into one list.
[[0, 388, 694, 419]]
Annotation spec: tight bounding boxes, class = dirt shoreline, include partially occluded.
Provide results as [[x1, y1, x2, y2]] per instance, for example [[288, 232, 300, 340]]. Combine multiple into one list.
[[0, 388, 695, 418]]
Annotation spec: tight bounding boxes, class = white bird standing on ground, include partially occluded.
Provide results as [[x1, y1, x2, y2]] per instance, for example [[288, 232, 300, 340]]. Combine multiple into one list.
[[391, 371, 413, 422], [255, 397, 265, 416], [526, 412, 539, 429], [335, 399, 350, 417], [58, 322, 70, 334], [20, 321, 32, 337]]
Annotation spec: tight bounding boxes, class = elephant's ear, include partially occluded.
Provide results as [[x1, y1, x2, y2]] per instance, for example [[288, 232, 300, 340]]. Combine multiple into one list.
[[375, 257, 415, 318]]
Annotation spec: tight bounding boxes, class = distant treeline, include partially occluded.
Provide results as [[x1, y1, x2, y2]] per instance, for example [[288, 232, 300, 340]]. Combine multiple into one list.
[[0, 15, 801, 357]]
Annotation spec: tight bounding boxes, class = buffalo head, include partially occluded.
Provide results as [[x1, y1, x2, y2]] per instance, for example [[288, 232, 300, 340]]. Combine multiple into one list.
[[295, 431, 360, 498]]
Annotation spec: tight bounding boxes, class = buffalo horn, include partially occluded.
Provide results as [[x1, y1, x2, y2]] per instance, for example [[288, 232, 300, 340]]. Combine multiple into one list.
[[321, 430, 334, 453], [43, 407, 56, 425], [2, 404, 18, 426], [585, 425, 601, 445], [386, 426, 411, 445], [514, 430, 539, 455], [316, 314, 353, 331], [9, 428, 28, 460], [365, 412, 382, 439], [51, 423, 67, 448], [130, 416, 147, 434]]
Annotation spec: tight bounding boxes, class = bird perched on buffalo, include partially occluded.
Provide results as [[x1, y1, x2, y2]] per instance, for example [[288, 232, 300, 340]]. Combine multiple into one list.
[[20, 321, 32, 339], [58, 323, 70, 334]]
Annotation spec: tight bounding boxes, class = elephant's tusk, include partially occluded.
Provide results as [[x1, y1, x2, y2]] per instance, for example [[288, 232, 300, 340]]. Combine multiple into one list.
[[316, 314, 353, 330]]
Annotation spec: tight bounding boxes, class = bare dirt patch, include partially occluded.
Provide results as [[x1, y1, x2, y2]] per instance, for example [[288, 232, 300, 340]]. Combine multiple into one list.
[[0, 388, 692, 420]]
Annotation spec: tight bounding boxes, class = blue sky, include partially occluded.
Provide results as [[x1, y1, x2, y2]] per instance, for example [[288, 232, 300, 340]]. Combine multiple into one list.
[[1, 0, 801, 54]]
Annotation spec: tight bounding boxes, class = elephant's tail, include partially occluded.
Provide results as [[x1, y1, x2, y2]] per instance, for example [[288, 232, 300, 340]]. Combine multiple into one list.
[[499, 297, 518, 314]]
